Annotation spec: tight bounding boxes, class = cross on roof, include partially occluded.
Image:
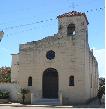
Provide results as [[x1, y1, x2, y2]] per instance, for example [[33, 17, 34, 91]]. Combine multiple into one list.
[[68, 1, 77, 11], [72, 2, 75, 10]]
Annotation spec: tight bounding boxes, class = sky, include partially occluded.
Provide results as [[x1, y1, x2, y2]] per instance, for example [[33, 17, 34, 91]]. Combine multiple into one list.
[[0, 0, 105, 77]]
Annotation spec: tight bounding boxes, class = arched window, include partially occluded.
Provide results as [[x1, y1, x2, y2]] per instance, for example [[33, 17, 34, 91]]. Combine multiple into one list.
[[69, 76, 74, 86], [28, 76, 32, 86], [67, 24, 75, 36]]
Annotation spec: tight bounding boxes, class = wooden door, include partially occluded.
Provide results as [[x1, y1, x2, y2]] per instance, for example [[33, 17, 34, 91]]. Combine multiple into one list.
[[42, 68, 58, 98]]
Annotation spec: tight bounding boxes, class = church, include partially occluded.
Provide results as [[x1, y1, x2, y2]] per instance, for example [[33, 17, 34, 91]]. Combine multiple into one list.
[[11, 11, 99, 105]]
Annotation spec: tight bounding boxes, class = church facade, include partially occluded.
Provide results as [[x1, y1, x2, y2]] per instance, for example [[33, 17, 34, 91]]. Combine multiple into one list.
[[11, 11, 99, 104]]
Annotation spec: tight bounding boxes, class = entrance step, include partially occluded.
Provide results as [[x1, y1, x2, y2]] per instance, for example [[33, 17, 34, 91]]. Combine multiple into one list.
[[34, 99, 60, 105]]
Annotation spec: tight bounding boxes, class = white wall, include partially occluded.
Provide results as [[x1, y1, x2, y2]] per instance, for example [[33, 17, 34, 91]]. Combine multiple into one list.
[[0, 83, 21, 102]]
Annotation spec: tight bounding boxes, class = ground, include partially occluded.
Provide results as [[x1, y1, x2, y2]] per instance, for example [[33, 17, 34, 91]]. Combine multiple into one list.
[[0, 95, 105, 109]]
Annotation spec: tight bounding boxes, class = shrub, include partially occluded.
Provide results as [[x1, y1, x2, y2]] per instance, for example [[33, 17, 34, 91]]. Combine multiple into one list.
[[20, 88, 29, 104], [0, 90, 9, 99]]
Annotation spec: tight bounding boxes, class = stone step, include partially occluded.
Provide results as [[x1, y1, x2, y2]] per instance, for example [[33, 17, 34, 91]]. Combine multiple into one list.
[[34, 99, 60, 105]]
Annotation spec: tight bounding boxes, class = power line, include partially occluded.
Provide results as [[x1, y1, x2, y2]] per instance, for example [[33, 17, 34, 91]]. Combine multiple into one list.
[[6, 27, 35, 37], [1, 18, 56, 31], [0, 4, 104, 29], [0, 7, 104, 37], [0, 0, 104, 25], [68, 0, 103, 9]]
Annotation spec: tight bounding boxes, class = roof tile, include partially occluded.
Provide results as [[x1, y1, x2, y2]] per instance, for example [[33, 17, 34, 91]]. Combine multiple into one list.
[[57, 11, 89, 25]]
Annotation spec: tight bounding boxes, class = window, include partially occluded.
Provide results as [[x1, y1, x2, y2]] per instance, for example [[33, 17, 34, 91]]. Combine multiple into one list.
[[28, 76, 32, 86], [46, 50, 55, 60], [67, 24, 75, 36], [69, 76, 74, 86], [91, 74, 92, 88]]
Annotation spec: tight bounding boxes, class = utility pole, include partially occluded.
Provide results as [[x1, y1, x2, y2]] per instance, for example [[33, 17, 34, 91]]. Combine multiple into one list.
[[0, 31, 4, 42]]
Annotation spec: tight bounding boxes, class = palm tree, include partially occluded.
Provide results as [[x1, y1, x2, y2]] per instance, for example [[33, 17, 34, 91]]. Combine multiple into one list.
[[20, 88, 29, 104]]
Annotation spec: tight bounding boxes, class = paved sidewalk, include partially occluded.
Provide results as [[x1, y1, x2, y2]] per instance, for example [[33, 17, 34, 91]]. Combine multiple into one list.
[[0, 96, 105, 109]]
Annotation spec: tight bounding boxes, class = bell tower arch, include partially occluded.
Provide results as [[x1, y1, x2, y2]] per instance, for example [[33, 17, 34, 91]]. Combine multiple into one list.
[[57, 11, 89, 43]]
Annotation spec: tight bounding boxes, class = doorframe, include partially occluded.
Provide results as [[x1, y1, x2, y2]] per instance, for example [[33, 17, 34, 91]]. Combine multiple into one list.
[[42, 68, 59, 98]]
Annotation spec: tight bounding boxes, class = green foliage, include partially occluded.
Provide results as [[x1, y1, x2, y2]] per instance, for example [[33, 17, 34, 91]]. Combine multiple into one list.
[[97, 86, 105, 104], [0, 90, 9, 99], [99, 77, 105, 86], [20, 88, 29, 104], [21, 88, 29, 94], [97, 77, 105, 105]]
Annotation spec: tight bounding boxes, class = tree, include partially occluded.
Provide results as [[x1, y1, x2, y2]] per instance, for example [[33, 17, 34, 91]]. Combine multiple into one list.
[[99, 77, 105, 86], [20, 88, 29, 104], [0, 67, 11, 82], [97, 77, 105, 104], [97, 85, 105, 104]]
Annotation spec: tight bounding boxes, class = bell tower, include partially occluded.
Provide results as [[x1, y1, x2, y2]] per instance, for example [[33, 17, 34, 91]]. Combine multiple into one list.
[[57, 11, 89, 42]]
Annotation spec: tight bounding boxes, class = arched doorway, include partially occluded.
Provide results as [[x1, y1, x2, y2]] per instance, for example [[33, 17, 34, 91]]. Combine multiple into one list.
[[42, 68, 58, 98]]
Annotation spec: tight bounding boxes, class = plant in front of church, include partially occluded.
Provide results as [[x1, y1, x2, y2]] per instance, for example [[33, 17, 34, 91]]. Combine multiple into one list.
[[0, 90, 9, 99], [20, 88, 29, 104]]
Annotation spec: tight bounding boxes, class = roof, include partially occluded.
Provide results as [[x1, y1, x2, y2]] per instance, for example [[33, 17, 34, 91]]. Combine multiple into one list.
[[57, 11, 89, 25]]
